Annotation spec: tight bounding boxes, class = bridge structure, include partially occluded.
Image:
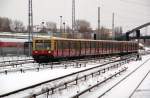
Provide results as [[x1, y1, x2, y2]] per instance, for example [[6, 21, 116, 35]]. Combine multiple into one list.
[[126, 22, 150, 41]]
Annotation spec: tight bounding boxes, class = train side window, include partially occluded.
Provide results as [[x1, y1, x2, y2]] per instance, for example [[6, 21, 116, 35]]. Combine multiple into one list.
[[62, 40, 66, 49], [75, 41, 80, 50], [85, 41, 87, 48], [63, 40, 69, 49], [63, 40, 66, 49], [44, 40, 51, 50], [103, 42, 106, 49], [70, 41, 74, 49], [54, 41, 57, 50], [94, 41, 96, 48], [99, 42, 102, 48], [107, 42, 109, 49], [58, 40, 62, 49], [108, 42, 111, 49], [77, 41, 80, 50], [66, 41, 69, 49], [85, 41, 87, 49], [87, 41, 90, 48], [96, 41, 99, 49], [91, 41, 94, 48], [81, 41, 84, 49]]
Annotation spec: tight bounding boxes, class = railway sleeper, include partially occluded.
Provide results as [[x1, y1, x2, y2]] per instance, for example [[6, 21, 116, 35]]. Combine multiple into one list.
[[28, 62, 128, 98]]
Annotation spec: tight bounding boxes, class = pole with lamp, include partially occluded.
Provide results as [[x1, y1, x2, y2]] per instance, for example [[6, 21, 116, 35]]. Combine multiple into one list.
[[60, 16, 62, 33], [28, 0, 33, 56], [63, 22, 66, 38]]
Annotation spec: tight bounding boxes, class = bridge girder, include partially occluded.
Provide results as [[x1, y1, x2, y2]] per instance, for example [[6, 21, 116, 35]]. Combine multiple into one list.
[[126, 22, 150, 40]]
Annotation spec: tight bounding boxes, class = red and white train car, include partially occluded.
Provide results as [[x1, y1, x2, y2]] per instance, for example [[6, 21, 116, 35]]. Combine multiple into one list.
[[0, 38, 29, 56], [32, 37, 138, 63]]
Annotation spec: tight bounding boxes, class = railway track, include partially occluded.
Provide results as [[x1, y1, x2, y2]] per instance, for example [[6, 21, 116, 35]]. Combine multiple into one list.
[[71, 67, 128, 98], [0, 59, 34, 67], [95, 56, 150, 98], [0, 59, 35, 74], [128, 70, 150, 98], [0, 55, 130, 74], [0, 55, 136, 98]]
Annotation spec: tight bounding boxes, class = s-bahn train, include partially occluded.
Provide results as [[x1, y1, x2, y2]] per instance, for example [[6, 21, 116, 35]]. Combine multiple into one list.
[[0, 38, 31, 56], [32, 37, 138, 63]]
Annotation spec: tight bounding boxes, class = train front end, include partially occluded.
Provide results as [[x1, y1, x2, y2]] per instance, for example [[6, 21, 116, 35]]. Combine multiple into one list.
[[32, 37, 53, 63]]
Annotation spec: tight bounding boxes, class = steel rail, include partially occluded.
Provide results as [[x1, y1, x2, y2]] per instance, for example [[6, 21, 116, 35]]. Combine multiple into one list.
[[71, 67, 128, 98], [129, 69, 150, 98], [97, 57, 150, 98], [27, 62, 126, 98], [0, 56, 132, 97]]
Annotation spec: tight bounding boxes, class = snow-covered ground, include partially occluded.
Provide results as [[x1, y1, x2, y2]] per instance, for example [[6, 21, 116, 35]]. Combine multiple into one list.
[[0, 56, 32, 62], [80, 55, 150, 98], [1, 54, 150, 98], [131, 69, 150, 98], [0, 57, 119, 96]]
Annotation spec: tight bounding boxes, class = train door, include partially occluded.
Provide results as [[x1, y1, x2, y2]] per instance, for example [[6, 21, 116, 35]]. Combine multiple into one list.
[[111, 42, 113, 54], [70, 40, 75, 57], [122, 42, 124, 53], [86, 41, 90, 55], [76, 41, 80, 56], [125, 43, 127, 52], [84, 41, 88, 55], [109, 42, 111, 54], [127, 42, 129, 52], [65, 40, 69, 57], [62, 40, 68, 57], [99, 41, 102, 54], [108, 42, 110, 54], [53, 40, 58, 57], [95, 41, 99, 55], [116, 42, 119, 53], [80, 41, 84, 56], [107, 42, 109, 54], [103, 42, 106, 54], [101, 41, 104, 54], [94, 41, 96, 55], [113, 42, 115, 53], [91, 41, 94, 55], [56, 40, 58, 56], [69, 41, 71, 57], [57, 40, 63, 57]]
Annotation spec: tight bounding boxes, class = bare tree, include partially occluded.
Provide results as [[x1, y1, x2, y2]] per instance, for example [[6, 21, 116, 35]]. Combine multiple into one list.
[[75, 20, 92, 33], [100, 26, 110, 40], [114, 26, 123, 38], [0, 17, 2, 31], [0, 17, 11, 32], [66, 26, 71, 33], [95, 26, 111, 40], [10, 20, 25, 32], [46, 21, 57, 32]]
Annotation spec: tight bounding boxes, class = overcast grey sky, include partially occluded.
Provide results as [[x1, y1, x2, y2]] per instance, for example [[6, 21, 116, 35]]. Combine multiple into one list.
[[0, 0, 150, 32]]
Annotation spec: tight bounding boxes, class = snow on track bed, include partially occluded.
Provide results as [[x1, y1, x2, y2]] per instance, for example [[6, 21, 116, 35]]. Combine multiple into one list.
[[0, 56, 119, 74], [0, 55, 134, 98], [131, 69, 150, 98], [77, 55, 150, 98]]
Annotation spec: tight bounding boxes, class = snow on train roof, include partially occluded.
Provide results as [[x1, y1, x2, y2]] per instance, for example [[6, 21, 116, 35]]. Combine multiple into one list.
[[0, 38, 28, 42], [33, 36, 137, 43]]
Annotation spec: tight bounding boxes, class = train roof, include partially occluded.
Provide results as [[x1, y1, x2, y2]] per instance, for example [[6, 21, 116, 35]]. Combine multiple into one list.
[[33, 36, 137, 43], [0, 38, 28, 42]]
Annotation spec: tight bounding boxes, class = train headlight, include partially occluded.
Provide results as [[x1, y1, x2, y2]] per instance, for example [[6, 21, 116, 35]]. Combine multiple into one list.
[[48, 51, 51, 53]]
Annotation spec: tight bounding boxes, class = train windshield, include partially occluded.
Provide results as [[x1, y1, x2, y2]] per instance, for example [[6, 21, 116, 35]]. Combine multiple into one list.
[[35, 40, 51, 50]]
